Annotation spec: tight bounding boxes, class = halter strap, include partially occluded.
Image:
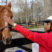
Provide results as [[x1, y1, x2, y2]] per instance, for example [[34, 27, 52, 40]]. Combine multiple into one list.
[[0, 26, 11, 31]]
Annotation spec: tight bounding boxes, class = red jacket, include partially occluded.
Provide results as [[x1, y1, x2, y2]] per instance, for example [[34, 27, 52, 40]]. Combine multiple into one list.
[[13, 24, 52, 52]]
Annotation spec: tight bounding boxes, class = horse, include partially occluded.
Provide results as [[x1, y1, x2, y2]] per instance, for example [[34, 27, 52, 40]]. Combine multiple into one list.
[[0, 2, 13, 45]]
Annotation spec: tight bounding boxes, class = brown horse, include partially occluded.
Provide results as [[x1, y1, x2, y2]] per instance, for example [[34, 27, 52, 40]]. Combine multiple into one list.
[[0, 2, 13, 46]]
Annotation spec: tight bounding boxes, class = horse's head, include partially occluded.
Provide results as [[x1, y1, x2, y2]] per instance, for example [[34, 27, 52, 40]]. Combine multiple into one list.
[[0, 2, 13, 45]]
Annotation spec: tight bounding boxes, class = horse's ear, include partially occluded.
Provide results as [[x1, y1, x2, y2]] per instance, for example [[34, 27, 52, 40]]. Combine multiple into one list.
[[8, 2, 11, 8]]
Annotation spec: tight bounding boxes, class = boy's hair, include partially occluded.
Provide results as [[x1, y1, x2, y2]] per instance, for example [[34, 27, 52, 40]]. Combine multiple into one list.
[[50, 23, 52, 31]]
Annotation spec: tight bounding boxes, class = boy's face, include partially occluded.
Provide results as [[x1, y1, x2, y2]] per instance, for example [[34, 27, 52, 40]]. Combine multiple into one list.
[[44, 22, 51, 32]]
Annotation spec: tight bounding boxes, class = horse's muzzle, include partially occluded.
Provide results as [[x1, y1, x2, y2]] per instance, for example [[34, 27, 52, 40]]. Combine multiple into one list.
[[2, 36, 12, 45]]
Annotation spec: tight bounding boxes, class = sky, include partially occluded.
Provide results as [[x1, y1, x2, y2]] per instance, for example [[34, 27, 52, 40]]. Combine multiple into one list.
[[0, 0, 10, 5], [12, 0, 44, 13]]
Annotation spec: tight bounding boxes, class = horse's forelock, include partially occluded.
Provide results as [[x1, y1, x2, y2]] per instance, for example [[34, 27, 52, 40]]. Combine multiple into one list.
[[0, 5, 13, 17]]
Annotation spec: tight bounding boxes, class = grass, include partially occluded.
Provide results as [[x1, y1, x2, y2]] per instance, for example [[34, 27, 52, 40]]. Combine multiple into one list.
[[27, 25, 44, 29]]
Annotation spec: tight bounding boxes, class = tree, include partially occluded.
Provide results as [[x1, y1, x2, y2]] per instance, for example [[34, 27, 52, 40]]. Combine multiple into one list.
[[31, 1, 43, 22], [43, 0, 52, 19]]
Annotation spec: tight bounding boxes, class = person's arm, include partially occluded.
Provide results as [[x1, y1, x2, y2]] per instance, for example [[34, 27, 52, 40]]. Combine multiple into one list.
[[13, 23, 49, 43]]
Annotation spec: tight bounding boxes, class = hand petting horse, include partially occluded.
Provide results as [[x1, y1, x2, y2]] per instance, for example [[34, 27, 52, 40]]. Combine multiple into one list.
[[0, 2, 13, 45]]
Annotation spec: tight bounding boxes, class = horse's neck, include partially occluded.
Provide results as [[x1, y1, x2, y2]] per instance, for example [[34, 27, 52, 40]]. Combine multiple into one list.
[[0, 15, 3, 40], [0, 16, 4, 28]]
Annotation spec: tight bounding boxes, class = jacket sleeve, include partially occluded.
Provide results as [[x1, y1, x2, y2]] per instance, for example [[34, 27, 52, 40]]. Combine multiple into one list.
[[13, 24, 49, 44]]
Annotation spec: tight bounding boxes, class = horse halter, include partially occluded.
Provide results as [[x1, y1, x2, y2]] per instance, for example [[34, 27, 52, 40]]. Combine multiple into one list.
[[0, 26, 11, 31]]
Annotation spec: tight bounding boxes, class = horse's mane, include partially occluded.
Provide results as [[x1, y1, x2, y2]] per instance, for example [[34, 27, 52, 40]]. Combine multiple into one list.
[[0, 5, 13, 17]]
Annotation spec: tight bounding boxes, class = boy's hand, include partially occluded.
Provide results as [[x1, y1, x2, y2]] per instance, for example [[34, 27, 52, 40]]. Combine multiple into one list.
[[5, 17, 14, 26]]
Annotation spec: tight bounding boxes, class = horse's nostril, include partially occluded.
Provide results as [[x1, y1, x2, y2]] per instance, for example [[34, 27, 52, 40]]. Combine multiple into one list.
[[2, 36, 11, 45]]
